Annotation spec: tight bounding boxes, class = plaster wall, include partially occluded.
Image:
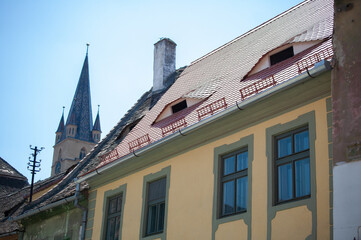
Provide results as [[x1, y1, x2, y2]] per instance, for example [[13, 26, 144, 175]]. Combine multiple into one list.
[[90, 97, 331, 239], [22, 208, 82, 240], [333, 160, 361, 240]]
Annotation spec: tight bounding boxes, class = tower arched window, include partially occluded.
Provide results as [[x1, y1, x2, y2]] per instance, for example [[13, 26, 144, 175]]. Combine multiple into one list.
[[58, 149, 62, 161], [79, 148, 86, 160], [55, 161, 61, 174]]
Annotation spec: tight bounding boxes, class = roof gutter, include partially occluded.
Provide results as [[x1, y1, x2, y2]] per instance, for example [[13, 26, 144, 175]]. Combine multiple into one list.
[[12, 195, 76, 221], [75, 60, 331, 184]]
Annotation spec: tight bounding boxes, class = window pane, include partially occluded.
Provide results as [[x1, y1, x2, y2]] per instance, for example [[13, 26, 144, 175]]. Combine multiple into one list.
[[114, 216, 120, 240], [224, 156, 235, 175], [236, 176, 247, 212], [158, 203, 165, 232], [278, 163, 293, 201], [148, 178, 166, 202], [116, 196, 122, 212], [106, 217, 115, 240], [222, 181, 235, 215], [237, 152, 248, 171], [294, 130, 309, 153], [147, 205, 157, 234], [295, 158, 310, 197], [109, 198, 117, 214], [278, 136, 292, 158]]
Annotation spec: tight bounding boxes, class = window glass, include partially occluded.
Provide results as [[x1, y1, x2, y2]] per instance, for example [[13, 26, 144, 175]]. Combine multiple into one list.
[[224, 156, 235, 175], [278, 136, 292, 158], [158, 203, 165, 231], [222, 181, 235, 215], [146, 178, 166, 235], [278, 163, 293, 201], [236, 176, 247, 211], [294, 130, 309, 153], [220, 149, 248, 217], [275, 127, 310, 204], [106, 194, 122, 240], [295, 158, 310, 197], [148, 178, 166, 202], [109, 197, 117, 214], [237, 152, 248, 171], [147, 205, 157, 234]]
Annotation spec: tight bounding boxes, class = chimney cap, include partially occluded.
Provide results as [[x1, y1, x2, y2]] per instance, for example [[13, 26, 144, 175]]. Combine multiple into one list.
[[154, 38, 177, 46]]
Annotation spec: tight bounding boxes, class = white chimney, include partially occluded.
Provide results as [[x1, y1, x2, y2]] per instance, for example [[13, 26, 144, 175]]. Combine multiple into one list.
[[153, 38, 176, 92]]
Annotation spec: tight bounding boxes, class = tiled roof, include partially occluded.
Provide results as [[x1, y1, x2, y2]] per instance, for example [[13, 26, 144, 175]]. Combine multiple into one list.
[[63, 54, 94, 142], [56, 113, 65, 133], [93, 111, 101, 132], [14, 68, 184, 217], [0, 172, 65, 235], [12, 0, 334, 220], [287, 16, 333, 43], [91, 0, 334, 171], [0, 157, 27, 181]]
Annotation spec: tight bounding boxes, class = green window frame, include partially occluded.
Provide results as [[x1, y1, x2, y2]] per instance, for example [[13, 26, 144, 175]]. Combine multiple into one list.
[[140, 166, 170, 240], [220, 148, 248, 217], [145, 178, 166, 236], [101, 184, 126, 240], [274, 126, 310, 204], [212, 135, 253, 240], [105, 194, 123, 240]]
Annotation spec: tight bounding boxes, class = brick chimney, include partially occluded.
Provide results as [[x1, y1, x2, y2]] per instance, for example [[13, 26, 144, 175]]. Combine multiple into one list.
[[153, 38, 176, 92]]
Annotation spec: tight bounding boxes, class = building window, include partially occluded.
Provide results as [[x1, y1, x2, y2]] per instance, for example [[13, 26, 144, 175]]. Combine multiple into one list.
[[171, 100, 187, 114], [105, 194, 123, 240], [270, 46, 294, 65], [55, 161, 61, 174], [220, 149, 248, 217], [275, 126, 310, 203], [146, 177, 166, 235]]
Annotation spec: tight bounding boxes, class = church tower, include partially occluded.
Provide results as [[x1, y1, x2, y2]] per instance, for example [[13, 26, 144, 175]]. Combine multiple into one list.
[[51, 45, 101, 176]]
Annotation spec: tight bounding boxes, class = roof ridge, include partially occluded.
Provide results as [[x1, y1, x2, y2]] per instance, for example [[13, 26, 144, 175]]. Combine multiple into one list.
[[190, 0, 311, 66]]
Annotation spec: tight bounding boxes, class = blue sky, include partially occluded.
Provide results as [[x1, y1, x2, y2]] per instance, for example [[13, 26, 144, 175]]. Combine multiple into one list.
[[0, 0, 303, 181]]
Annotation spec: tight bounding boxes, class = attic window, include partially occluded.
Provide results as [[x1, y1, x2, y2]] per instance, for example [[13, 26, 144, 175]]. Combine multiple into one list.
[[171, 100, 187, 114], [270, 46, 294, 65]]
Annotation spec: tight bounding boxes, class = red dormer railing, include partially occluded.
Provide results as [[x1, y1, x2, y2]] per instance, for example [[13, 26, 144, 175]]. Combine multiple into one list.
[[296, 47, 333, 74], [197, 97, 228, 121], [161, 117, 188, 137], [100, 149, 119, 162], [240, 75, 276, 101], [128, 134, 151, 152]]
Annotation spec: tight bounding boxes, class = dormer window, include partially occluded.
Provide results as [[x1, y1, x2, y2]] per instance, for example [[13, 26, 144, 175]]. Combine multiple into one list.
[[270, 46, 294, 65], [171, 100, 187, 114]]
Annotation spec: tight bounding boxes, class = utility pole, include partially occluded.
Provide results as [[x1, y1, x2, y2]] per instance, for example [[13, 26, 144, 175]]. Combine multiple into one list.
[[27, 145, 44, 203]]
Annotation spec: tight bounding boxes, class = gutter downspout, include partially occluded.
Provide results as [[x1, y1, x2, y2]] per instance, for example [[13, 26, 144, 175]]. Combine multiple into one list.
[[74, 183, 87, 240], [75, 60, 332, 184]]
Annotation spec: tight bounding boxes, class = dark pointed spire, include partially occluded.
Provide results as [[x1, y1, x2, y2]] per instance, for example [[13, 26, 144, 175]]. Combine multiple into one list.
[[56, 107, 65, 133], [93, 105, 101, 132], [65, 45, 93, 141]]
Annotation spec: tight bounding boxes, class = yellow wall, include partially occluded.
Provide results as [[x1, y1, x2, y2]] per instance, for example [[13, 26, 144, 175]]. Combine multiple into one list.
[[90, 97, 330, 240]]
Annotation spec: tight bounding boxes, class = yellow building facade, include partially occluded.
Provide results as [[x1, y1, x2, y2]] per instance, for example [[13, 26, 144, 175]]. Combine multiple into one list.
[[81, 69, 332, 239]]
